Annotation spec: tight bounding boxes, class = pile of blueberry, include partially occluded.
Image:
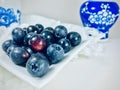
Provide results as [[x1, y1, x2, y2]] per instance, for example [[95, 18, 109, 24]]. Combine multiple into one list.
[[2, 24, 81, 77]]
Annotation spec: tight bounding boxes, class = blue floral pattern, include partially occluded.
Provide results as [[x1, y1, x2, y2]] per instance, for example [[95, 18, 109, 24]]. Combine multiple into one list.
[[0, 7, 21, 27]]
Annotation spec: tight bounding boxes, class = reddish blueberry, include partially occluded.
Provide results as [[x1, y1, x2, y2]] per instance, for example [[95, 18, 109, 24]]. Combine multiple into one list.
[[29, 35, 46, 52]]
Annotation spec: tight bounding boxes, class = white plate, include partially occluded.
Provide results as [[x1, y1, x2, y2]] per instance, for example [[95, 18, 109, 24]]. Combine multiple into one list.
[[0, 15, 101, 88]]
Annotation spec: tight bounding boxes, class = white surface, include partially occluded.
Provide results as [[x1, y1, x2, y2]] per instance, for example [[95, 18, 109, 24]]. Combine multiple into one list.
[[0, 15, 101, 88]]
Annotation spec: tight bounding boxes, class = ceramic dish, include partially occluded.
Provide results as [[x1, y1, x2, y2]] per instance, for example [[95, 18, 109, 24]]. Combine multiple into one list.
[[0, 15, 101, 88]]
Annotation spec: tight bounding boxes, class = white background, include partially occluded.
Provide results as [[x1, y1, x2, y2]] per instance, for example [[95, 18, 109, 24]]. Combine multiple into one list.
[[0, 0, 120, 90], [21, 0, 120, 25]]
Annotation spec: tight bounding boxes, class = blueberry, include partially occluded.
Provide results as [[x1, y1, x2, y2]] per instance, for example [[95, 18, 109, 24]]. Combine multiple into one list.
[[67, 32, 81, 46], [40, 30, 55, 46], [23, 27, 27, 30], [35, 24, 44, 33], [12, 27, 26, 44], [23, 32, 36, 46], [47, 44, 64, 64], [22, 46, 33, 55], [45, 27, 54, 33], [58, 38, 71, 53], [10, 47, 30, 65], [29, 34, 46, 52], [27, 25, 39, 34], [7, 45, 18, 56], [54, 25, 68, 39], [26, 53, 49, 77], [2, 39, 13, 53], [23, 27, 28, 34]]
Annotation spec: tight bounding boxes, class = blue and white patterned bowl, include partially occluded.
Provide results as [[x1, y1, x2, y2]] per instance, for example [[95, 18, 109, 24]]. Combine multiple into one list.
[[80, 0, 120, 39]]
